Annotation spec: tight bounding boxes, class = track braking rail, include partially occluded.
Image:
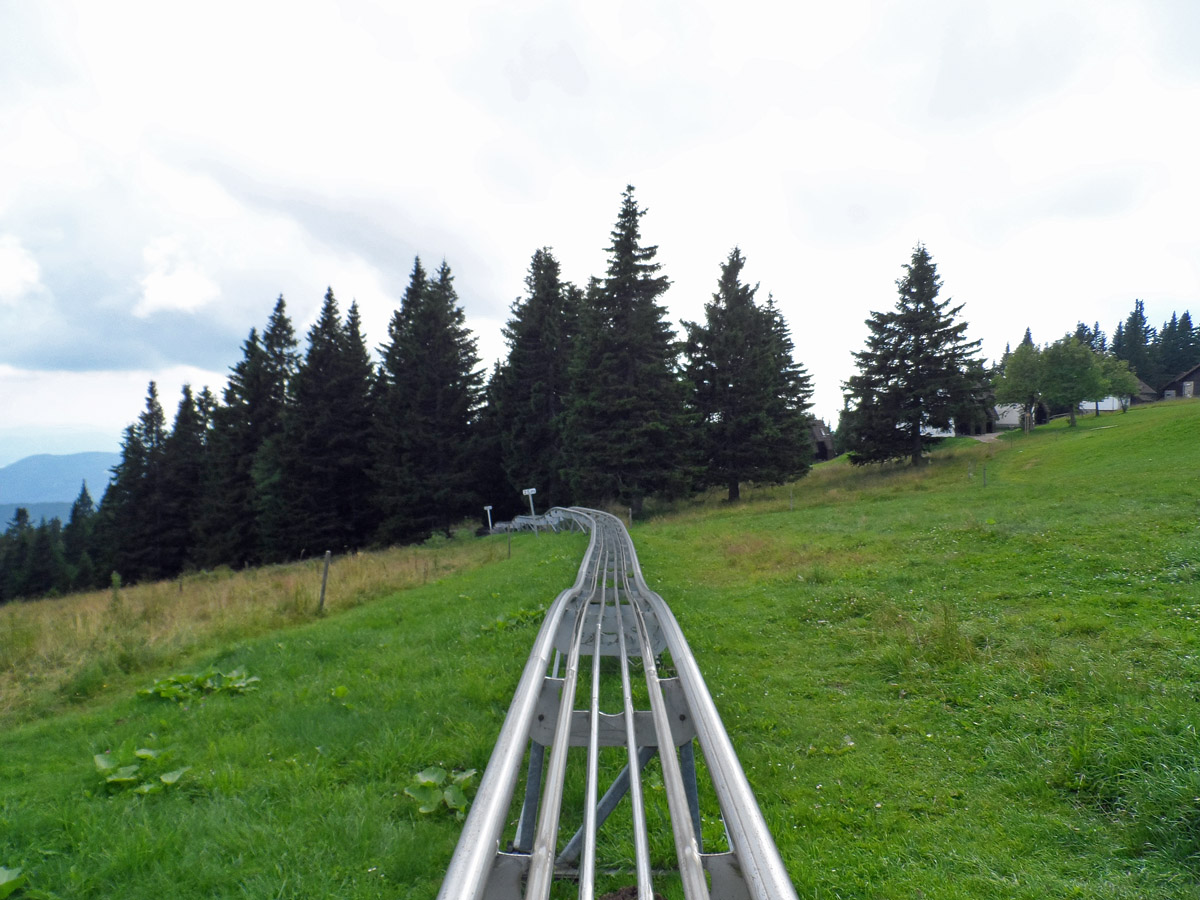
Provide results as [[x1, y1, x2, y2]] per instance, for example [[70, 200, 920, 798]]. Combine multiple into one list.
[[437, 508, 797, 900]]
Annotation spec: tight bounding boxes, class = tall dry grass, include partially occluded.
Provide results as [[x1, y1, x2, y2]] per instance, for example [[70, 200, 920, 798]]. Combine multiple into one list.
[[0, 533, 506, 724]]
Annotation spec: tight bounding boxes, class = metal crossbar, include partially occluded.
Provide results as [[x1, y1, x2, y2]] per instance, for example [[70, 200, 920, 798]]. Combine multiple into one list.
[[437, 508, 797, 900]]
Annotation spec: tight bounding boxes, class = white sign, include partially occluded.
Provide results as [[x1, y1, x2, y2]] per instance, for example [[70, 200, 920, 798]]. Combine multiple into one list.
[[522, 488, 537, 496]]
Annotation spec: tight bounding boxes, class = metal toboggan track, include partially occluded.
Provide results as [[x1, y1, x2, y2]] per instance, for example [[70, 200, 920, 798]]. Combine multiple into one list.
[[437, 508, 798, 900]]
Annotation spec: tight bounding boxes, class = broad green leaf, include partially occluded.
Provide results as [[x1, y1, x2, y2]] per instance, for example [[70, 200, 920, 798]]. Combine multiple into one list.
[[159, 767, 190, 785], [414, 766, 447, 786], [94, 752, 117, 772], [134, 748, 162, 760], [404, 783, 443, 813], [443, 784, 469, 811], [133, 782, 162, 795], [0, 866, 27, 900], [451, 768, 478, 786], [106, 764, 141, 784], [331, 685, 349, 699]]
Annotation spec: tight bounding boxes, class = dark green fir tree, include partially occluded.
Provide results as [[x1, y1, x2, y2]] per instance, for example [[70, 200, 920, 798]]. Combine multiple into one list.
[[563, 186, 687, 514], [196, 297, 299, 567], [683, 248, 812, 501], [491, 247, 579, 509], [258, 289, 376, 560], [842, 245, 982, 466], [373, 259, 483, 542], [98, 382, 169, 583], [159, 384, 207, 575]]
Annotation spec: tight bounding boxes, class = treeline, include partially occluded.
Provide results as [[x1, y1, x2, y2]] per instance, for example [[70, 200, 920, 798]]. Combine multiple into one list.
[[1093, 299, 1197, 388], [1, 187, 816, 601]]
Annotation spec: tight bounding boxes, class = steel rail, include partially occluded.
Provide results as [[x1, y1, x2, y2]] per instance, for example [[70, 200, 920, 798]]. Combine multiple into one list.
[[436, 507, 798, 900], [614, 574, 653, 897]]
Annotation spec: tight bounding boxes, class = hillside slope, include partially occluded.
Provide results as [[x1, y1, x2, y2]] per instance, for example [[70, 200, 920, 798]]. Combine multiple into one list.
[[1, 400, 1198, 899]]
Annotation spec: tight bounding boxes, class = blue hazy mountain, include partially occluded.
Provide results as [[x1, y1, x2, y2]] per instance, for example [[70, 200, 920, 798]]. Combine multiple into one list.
[[0, 452, 119, 504]]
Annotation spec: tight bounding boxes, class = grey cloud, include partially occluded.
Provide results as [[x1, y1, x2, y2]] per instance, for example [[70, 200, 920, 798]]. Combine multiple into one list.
[[177, 153, 517, 320], [1041, 169, 1149, 219], [787, 177, 918, 245], [506, 39, 589, 102], [923, 7, 1087, 124], [1144, 1, 1200, 78], [968, 166, 1152, 241]]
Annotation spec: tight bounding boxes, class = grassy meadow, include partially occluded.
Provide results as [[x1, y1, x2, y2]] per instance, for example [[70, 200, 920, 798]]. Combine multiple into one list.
[[2, 399, 1199, 898]]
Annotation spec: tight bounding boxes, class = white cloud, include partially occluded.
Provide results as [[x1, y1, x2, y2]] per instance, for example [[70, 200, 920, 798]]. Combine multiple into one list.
[[134, 236, 221, 316], [0, 235, 44, 305]]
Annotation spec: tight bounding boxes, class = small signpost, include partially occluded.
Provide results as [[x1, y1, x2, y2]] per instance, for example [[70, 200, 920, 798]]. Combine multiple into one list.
[[523, 488, 538, 536], [484, 505, 493, 531]]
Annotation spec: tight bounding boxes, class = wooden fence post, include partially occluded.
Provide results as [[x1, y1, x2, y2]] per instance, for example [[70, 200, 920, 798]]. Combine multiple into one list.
[[318, 550, 331, 614]]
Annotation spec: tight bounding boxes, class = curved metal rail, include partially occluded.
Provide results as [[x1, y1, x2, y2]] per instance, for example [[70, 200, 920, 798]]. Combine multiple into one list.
[[437, 508, 797, 900]]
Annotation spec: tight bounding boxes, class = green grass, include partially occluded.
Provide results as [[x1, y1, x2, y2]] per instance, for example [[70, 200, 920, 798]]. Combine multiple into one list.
[[2, 400, 1199, 898]]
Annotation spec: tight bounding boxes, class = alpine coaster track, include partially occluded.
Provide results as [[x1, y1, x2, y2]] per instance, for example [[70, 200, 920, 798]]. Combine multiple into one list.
[[437, 507, 798, 900]]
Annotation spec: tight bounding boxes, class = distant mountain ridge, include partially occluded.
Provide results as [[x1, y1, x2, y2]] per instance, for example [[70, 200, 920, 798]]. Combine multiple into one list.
[[0, 452, 119, 504], [0, 502, 72, 525]]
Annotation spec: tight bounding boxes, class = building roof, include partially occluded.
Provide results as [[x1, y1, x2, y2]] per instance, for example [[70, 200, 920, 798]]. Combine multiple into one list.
[[1163, 360, 1200, 388]]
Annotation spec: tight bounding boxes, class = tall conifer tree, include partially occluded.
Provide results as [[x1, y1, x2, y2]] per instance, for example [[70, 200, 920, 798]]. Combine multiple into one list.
[[683, 249, 813, 501], [374, 259, 483, 541], [492, 248, 579, 508], [195, 297, 299, 567], [259, 289, 376, 559], [563, 186, 686, 513], [103, 382, 169, 582], [1112, 299, 1156, 383], [63, 482, 96, 590], [842, 245, 982, 466], [159, 385, 207, 575]]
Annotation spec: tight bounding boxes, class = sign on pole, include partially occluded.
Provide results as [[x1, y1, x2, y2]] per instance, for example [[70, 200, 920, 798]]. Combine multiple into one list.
[[483, 505, 493, 531], [522, 488, 537, 520]]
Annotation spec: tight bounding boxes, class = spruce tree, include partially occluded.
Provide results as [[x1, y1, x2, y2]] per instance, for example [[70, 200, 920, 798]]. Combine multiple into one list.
[[103, 383, 169, 582], [492, 248, 579, 509], [0, 509, 33, 601], [1156, 311, 1199, 382], [337, 301, 379, 545], [258, 289, 376, 559], [374, 259, 483, 542], [1112, 299, 1156, 384], [563, 186, 687, 513], [1073, 321, 1107, 353], [196, 328, 267, 566], [63, 482, 96, 590], [474, 362, 518, 522], [842, 245, 982, 466], [197, 297, 300, 567], [1180, 311, 1198, 368], [763, 294, 817, 471], [24, 518, 68, 597], [373, 258, 428, 542], [683, 249, 812, 501], [159, 384, 207, 575]]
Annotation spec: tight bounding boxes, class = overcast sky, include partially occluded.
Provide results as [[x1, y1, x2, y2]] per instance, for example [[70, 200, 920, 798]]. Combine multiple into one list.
[[3, 0, 1199, 467]]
